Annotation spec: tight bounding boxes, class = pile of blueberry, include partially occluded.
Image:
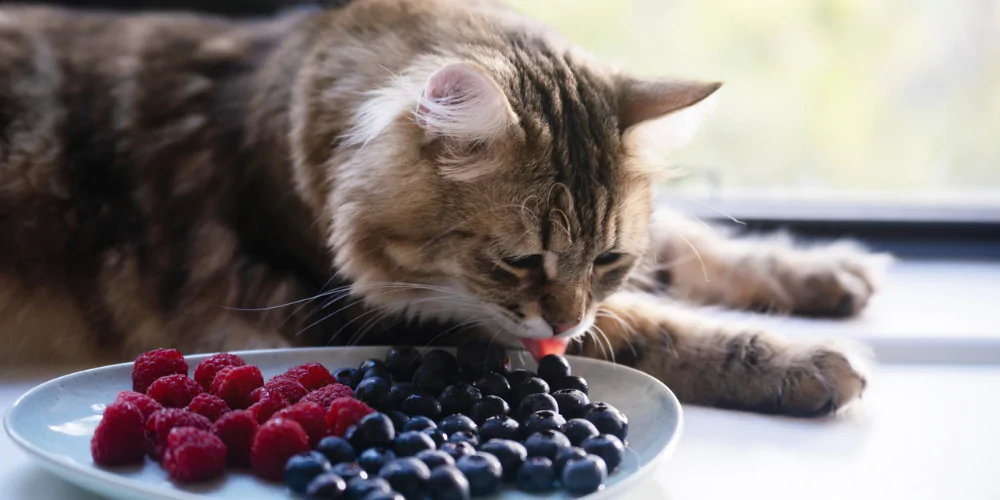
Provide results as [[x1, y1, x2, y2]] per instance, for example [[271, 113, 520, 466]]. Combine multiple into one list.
[[288, 340, 629, 499]]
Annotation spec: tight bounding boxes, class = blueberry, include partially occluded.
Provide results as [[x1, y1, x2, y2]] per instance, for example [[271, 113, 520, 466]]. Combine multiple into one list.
[[446, 431, 478, 447], [317, 436, 357, 464], [438, 383, 483, 416], [285, 451, 332, 494], [551, 389, 589, 419], [387, 384, 420, 411], [523, 430, 571, 459], [412, 365, 450, 396], [438, 442, 476, 461], [550, 375, 589, 395], [306, 472, 347, 499], [518, 393, 558, 418], [479, 439, 527, 480], [331, 462, 369, 483], [439, 414, 478, 436], [584, 402, 629, 440], [553, 446, 587, 473], [359, 413, 396, 446], [505, 370, 535, 389], [344, 425, 369, 451], [561, 418, 600, 446], [358, 447, 397, 475], [387, 410, 410, 431], [421, 428, 448, 447], [402, 416, 437, 432], [523, 410, 566, 436], [456, 339, 510, 378], [401, 393, 442, 420], [356, 378, 392, 409], [359, 359, 387, 374], [394, 431, 437, 457], [516, 378, 550, 400], [345, 477, 393, 500], [536, 354, 571, 382], [561, 454, 608, 495], [581, 434, 625, 472], [516, 456, 556, 493], [415, 449, 455, 469], [421, 349, 459, 376], [469, 395, 510, 424], [472, 372, 511, 400], [362, 366, 393, 384], [456, 452, 503, 496], [378, 457, 431, 499], [361, 492, 404, 500], [335, 368, 359, 388], [427, 465, 471, 500], [385, 346, 422, 381], [478, 416, 520, 442]]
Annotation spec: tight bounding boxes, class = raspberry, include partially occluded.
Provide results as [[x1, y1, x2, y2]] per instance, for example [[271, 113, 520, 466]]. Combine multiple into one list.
[[90, 402, 146, 466], [211, 365, 263, 410], [146, 374, 204, 408], [250, 418, 310, 482], [273, 402, 327, 447], [212, 409, 258, 467], [248, 388, 288, 423], [163, 427, 227, 482], [145, 408, 212, 461], [112, 391, 164, 422], [284, 363, 335, 391], [193, 353, 246, 391], [299, 383, 354, 410], [186, 393, 230, 422], [264, 375, 308, 403], [325, 397, 374, 437], [132, 348, 188, 394]]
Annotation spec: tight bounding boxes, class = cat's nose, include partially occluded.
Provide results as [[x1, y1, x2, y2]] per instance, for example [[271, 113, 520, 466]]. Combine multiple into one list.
[[549, 322, 579, 335]]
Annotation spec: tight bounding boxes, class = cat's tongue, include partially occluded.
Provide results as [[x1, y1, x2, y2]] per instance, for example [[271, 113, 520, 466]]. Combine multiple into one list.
[[521, 337, 569, 362]]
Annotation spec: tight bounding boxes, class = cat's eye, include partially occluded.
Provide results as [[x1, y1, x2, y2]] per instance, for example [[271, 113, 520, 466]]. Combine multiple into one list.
[[594, 252, 623, 266], [501, 254, 543, 270]]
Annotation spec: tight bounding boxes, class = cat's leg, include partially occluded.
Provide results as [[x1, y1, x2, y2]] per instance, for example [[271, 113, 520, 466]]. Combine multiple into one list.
[[580, 292, 868, 416], [636, 210, 893, 317]]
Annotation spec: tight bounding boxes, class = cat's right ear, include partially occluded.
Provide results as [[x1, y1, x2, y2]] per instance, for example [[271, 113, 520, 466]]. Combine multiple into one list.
[[415, 63, 518, 143]]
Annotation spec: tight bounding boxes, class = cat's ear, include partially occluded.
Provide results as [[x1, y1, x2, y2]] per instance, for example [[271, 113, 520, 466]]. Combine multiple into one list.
[[415, 62, 518, 142], [617, 78, 722, 132]]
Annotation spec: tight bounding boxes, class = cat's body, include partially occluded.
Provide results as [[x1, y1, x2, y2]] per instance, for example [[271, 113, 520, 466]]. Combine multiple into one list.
[[0, 0, 885, 416]]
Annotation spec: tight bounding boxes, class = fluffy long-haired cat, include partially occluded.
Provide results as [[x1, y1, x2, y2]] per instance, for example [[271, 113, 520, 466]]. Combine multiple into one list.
[[0, 0, 889, 417]]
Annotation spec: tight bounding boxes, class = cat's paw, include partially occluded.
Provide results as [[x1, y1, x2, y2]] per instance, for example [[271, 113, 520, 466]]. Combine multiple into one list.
[[776, 341, 870, 417]]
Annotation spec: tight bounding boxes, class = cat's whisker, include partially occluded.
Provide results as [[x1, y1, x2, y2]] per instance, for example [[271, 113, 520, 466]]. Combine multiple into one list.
[[592, 324, 616, 364]]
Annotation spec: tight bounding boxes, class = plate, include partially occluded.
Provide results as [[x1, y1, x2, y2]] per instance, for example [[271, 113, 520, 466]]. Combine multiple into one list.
[[4, 347, 682, 499]]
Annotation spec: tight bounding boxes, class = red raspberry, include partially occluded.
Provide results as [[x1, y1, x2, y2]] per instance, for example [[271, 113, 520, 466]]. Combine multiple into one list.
[[325, 397, 374, 437], [284, 363, 335, 391], [193, 353, 246, 391], [273, 402, 327, 447], [211, 365, 263, 410], [186, 393, 230, 422], [264, 375, 308, 403], [112, 391, 164, 422], [299, 383, 354, 410], [132, 348, 188, 394], [145, 408, 212, 461], [163, 427, 227, 482], [248, 389, 288, 423], [212, 410, 258, 467], [90, 402, 146, 466], [250, 418, 310, 482], [146, 374, 204, 408]]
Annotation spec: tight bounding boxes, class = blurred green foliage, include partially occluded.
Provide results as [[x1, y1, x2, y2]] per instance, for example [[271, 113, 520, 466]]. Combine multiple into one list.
[[505, 0, 1000, 198]]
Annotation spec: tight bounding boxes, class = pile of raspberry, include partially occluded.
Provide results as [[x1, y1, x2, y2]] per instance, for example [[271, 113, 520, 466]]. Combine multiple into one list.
[[90, 348, 372, 484]]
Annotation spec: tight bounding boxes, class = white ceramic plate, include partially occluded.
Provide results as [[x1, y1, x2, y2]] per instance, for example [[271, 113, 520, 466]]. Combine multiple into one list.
[[4, 347, 682, 500]]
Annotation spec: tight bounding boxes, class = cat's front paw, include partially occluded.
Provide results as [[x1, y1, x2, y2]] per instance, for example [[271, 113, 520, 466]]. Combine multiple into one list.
[[776, 342, 869, 417]]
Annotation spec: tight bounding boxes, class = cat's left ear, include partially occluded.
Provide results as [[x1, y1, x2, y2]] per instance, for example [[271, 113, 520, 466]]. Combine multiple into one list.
[[617, 78, 722, 132], [415, 62, 518, 143]]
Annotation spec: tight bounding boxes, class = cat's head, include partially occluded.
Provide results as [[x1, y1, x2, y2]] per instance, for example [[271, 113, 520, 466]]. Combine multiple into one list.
[[311, 45, 718, 348]]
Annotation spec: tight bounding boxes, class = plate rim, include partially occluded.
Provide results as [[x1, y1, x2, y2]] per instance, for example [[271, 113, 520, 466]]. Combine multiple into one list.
[[4, 346, 683, 500]]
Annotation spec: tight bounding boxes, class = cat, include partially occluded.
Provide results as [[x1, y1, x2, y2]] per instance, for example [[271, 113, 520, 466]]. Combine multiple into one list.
[[0, 0, 889, 417]]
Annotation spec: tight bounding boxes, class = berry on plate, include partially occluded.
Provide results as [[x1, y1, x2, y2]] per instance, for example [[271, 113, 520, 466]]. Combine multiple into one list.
[[517, 456, 556, 493], [211, 409, 258, 466], [427, 465, 471, 500], [284, 362, 336, 391], [250, 418, 310, 481], [248, 388, 289, 423], [438, 383, 483, 416], [561, 454, 608, 495], [284, 451, 332, 494], [145, 408, 212, 461], [306, 472, 348, 499], [581, 434, 625, 472], [584, 402, 629, 441], [522, 410, 566, 436], [469, 396, 509, 424], [263, 375, 309, 404], [394, 431, 436, 457], [186, 393, 230, 422], [456, 452, 503, 496], [132, 348, 188, 394], [112, 391, 164, 422], [358, 447, 397, 475], [523, 430, 571, 460], [518, 393, 558, 418], [415, 449, 455, 469], [536, 354, 572, 383], [273, 401, 327, 447], [90, 402, 146, 466], [438, 414, 477, 436], [315, 436, 356, 465], [193, 353, 246, 392], [551, 389, 589, 419], [561, 418, 600, 447], [163, 427, 227, 482], [330, 461, 369, 482], [479, 438, 527, 480], [325, 397, 375, 437], [211, 365, 264, 410], [478, 415, 520, 442], [300, 383, 355, 410], [378, 457, 431, 499], [146, 374, 204, 408]]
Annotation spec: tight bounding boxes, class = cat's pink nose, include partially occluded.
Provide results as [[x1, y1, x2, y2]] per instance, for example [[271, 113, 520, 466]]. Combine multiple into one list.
[[550, 322, 579, 335]]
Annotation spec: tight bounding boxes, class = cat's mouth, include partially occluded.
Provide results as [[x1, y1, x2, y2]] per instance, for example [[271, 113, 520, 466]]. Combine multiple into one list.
[[520, 337, 570, 360]]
